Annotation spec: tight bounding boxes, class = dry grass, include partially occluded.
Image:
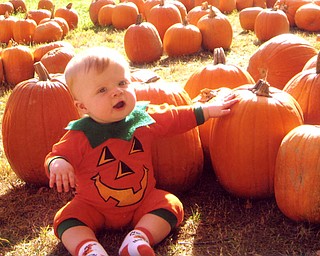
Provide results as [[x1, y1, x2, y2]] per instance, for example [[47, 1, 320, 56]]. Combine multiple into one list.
[[1, 0, 320, 255]]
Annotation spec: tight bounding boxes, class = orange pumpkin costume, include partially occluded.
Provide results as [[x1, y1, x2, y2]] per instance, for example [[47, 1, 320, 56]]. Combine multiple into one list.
[[45, 102, 205, 238]]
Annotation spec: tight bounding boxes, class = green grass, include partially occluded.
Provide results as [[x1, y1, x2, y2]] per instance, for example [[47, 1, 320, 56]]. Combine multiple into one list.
[[1, 0, 320, 255]]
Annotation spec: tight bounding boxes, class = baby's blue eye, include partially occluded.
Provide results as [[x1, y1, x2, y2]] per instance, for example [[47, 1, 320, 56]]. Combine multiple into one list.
[[98, 87, 107, 93], [119, 80, 129, 86]]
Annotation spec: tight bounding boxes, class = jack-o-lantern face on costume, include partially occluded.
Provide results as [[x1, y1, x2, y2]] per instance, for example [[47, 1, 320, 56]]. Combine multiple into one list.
[[91, 136, 149, 207]]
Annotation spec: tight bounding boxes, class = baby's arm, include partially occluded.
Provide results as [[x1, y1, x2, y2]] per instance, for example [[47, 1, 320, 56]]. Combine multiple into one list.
[[201, 93, 238, 121], [47, 157, 75, 193]]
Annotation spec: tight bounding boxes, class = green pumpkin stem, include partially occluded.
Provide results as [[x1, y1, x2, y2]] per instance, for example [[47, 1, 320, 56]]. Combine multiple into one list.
[[34, 62, 52, 81]]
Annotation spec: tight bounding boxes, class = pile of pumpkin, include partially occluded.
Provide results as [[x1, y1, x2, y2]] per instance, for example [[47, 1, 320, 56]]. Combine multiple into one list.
[[89, 0, 320, 64], [2, 0, 320, 226], [0, 0, 78, 86]]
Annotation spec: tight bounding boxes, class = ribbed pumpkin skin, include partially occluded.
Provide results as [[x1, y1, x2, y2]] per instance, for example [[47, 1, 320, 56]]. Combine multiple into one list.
[[247, 33, 317, 90], [2, 64, 80, 186], [294, 3, 320, 32], [283, 53, 320, 124], [210, 82, 304, 198], [12, 18, 37, 44], [124, 16, 163, 64], [254, 8, 289, 42], [275, 125, 320, 222], [134, 82, 204, 193], [1, 44, 34, 86], [197, 8, 233, 50], [163, 21, 202, 57]]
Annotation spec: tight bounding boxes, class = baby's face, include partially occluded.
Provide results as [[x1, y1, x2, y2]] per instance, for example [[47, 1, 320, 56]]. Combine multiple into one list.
[[73, 60, 136, 124]]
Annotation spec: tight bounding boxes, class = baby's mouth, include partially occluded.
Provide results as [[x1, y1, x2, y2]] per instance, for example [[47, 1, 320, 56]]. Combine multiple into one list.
[[113, 101, 125, 109]]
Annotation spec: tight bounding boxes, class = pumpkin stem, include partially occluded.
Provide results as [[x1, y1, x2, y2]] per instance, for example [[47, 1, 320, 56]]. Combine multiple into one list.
[[201, 1, 209, 10], [316, 52, 320, 74], [66, 3, 73, 9], [208, 5, 217, 18], [213, 47, 226, 65], [136, 13, 143, 25], [249, 79, 271, 97], [182, 16, 189, 26], [34, 62, 52, 81]]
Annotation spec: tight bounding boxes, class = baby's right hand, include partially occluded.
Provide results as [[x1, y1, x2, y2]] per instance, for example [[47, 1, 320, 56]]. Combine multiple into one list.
[[49, 158, 75, 193]]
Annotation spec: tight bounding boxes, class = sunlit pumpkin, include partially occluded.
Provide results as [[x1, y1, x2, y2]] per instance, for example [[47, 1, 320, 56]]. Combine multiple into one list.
[[2, 62, 80, 185], [134, 81, 204, 193], [210, 79, 304, 198], [275, 124, 320, 222]]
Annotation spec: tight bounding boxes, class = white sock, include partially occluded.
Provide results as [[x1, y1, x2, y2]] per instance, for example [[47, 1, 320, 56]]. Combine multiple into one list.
[[119, 229, 155, 256], [77, 240, 109, 256]]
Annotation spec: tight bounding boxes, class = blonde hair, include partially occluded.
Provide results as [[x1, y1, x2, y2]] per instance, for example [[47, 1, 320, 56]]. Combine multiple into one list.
[[65, 47, 129, 96]]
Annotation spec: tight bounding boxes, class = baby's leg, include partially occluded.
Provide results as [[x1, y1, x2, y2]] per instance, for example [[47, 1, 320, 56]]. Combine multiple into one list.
[[61, 225, 108, 256], [119, 189, 184, 256]]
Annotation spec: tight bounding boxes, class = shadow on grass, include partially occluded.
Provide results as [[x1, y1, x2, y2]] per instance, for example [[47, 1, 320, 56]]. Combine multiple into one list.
[[169, 167, 320, 256], [2, 165, 320, 255]]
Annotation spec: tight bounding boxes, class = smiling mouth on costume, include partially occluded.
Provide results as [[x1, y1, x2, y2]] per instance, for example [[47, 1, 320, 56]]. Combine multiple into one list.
[[113, 101, 125, 109]]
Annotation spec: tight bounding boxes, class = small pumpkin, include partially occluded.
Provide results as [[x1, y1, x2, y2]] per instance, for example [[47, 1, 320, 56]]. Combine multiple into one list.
[[210, 79, 304, 198], [55, 2, 79, 30], [89, 0, 115, 25], [98, 4, 115, 26], [163, 18, 202, 57], [33, 19, 63, 44], [0, 2, 14, 15], [1, 40, 34, 86], [197, 6, 233, 50], [10, 0, 27, 13], [124, 14, 163, 64], [27, 8, 51, 24], [294, 3, 320, 32], [33, 40, 74, 62], [0, 12, 17, 44], [186, 1, 212, 26], [147, 0, 182, 40], [254, 8, 290, 42], [239, 6, 263, 31], [38, 0, 54, 12], [12, 15, 37, 44], [112, 1, 139, 30], [2, 62, 80, 186], [40, 46, 75, 74], [275, 125, 320, 223]]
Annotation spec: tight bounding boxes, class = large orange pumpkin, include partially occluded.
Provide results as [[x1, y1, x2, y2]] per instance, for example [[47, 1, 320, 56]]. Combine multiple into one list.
[[247, 33, 317, 90], [2, 62, 80, 185], [134, 81, 204, 193], [210, 79, 304, 198], [283, 52, 320, 124], [275, 125, 320, 222]]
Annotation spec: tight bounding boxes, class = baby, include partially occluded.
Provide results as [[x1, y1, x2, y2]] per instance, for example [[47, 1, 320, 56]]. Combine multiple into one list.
[[44, 47, 238, 256]]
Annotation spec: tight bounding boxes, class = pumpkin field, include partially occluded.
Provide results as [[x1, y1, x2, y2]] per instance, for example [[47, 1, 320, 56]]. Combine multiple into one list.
[[1, 0, 320, 255]]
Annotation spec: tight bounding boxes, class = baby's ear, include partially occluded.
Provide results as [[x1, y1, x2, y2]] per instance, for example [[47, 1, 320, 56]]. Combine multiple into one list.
[[74, 100, 88, 114]]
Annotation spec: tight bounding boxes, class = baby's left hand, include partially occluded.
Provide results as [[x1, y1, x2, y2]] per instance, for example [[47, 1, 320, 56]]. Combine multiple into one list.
[[203, 93, 239, 119]]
